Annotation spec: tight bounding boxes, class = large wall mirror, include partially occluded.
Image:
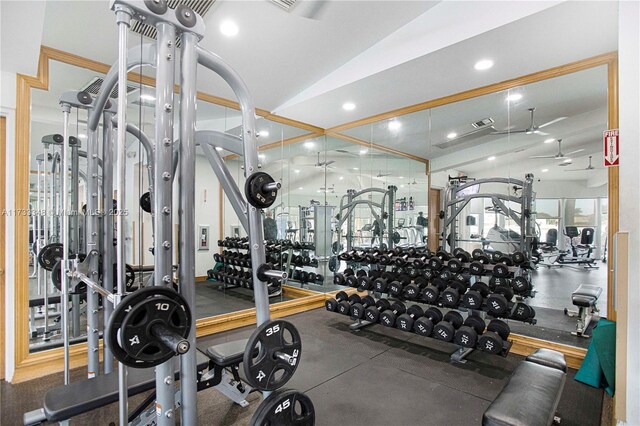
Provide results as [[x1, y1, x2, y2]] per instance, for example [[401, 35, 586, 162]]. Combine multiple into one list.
[[329, 57, 615, 359], [18, 49, 323, 370]]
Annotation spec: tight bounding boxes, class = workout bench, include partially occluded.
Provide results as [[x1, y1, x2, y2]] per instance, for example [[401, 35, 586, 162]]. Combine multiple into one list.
[[483, 349, 567, 426], [564, 284, 602, 337], [200, 339, 253, 407]]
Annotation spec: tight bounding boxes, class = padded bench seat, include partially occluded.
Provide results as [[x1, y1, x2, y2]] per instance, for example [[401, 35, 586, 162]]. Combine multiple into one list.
[[483, 349, 567, 426], [572, 284, 602, 308], [39, 351, 209, 423], [206, 339, 248, 367]]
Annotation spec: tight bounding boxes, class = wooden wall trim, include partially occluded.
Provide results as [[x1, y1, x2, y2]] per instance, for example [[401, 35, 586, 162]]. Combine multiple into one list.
[[607, 57, 619, 323], [328, 132, 430, 164], [325, 51, 618, 134], [223, 131, 323, 161], [0, 116, 6, 380]]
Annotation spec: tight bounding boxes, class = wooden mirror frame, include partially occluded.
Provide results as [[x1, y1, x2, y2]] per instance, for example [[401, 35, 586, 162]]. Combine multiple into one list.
[[325, 52, 619, 367]]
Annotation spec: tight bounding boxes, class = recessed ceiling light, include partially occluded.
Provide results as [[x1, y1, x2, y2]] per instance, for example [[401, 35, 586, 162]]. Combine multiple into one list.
[[258, 130, 269, 138], [304, 141, 314, 149], [220, 20, 239, 37], [215, 147, 223, 151], [298, 187, 303, 190], [258, 154, 266, 159], [447, 132, 457, 139], [544, 138, 555, 144], [399, 176, 404, 179], [294, 169, 300, 174], [342, 102, 356, 111], [339, 176, 344, 180], [400, 184, 405, 188], [388, 120, 401, 131], [563, 158, 572, 163], [78, 134, 87, 139], [541, 168, 549, 172], [474, 59, 494, 71], [506, 93, 522, 102], [487, 156, 496, 161], [140, 94, 155, 101], [353, 167, 359, 171], [359, 149, 368, 155]]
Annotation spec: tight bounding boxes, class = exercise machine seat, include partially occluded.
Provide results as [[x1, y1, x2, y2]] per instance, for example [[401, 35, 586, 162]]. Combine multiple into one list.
[[572, 285, 602, 308], [545, 229, 557, 246], [483, 350, 566, 426], [42, 352, 209, 422], [580, 228, 595, 245], [526, 348, 567, 373], [206, 339, 248, 367]]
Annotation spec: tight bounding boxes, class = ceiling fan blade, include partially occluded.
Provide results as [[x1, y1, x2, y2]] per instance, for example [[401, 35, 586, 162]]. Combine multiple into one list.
[[533, 130, 549, 136], [529, 154, 557, 159], [491, 129, 527, 135], [538, 117, 567, 128], [565, 149, 585, 156]]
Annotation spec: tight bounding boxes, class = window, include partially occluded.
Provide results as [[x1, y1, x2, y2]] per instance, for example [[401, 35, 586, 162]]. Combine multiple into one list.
[[565, 198, 597, 226]]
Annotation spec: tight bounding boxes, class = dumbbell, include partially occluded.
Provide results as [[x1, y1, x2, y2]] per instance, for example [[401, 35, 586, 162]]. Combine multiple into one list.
[[388, 275, 411, 298], [441, 280, 467, 308], [379, 301, 407, 327], [511, 275, 531, 295], [333, 268, 355, 286], [394, 253, 411, 266], [428, 251, 450, 271], [432, 311, 464, 342], [396, 305, 424, 332], [412, 253, 431, 269], [363, 299, 393, 323], [337, 293, 363, 315], [325, 291, 349, 312], [511, 251, 527, 265], [489, 250, 503, 263], [447, 256, 464, 273], [356, 270, 381, 291], [469, 254, 490, 276], [372, 272, 395, 293], [478, 319, 510, 354], [420, 277, 447, 305], [346, 270, 367, 288], [402, 275, 428, 300], [413, 307, 443, 337], [492, 259, 511, 279], [349, 295, 377, 320], [454, 249, 471, 263], [461, 281, 490, 309], [454, 315, 486, 348], [489, 276, 511, 291], [486, 285, 515, 316], [510, 302, 536, 322]]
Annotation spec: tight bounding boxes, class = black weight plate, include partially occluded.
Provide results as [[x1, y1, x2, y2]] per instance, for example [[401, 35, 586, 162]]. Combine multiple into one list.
[[456, 251, 470, 263], [444, 311, 464, 328], [464, 315, 486, 334], [140, 192, 152, 213], [497, 255, 513, 266], [477, 254, 491, 265], [478, 332, 503, 355], [373, 278, 388, 293], [487, 319, 511, 340], [406, 305, 424, 318], [396, 313, 414, 332], [428, 257, 443, 270], [469, 262, 485, 275], [472, 249, 485, 260], [495, 284, 515, 301], [425, 307, 443, 323], [244, 320, 302, 391], [442, 288, 459, 308], [454, 326, 478, 348], [333, 274, 345, 285], [119, 295, 189, 367], [486, 293, 509, 316], [403, 284, 420, 299], [249, 388, 315, 426], [38, 243, 64, 271], [328, 257, 339, 272], [421, 286, 439, 304], [452, 247, 464, 256], [511, 302, 534, 321], [345, 275, 358, 288], [413, 316, 434, 336], [512, 276, 530, 294], [388, 281, 404, 297], [433, 322, 455, 342], [448, 258, 463, 273], [493, 264, 509, 278], [461, 290, 482, 309], [490, 251, 503, 263], [245, 172, 278, 209], [470, 281, 490, 296], [337, 301, 351, 315], [325, 298, 337, 312], [106, 286, 191, 369], [512, 251, 526, 264]]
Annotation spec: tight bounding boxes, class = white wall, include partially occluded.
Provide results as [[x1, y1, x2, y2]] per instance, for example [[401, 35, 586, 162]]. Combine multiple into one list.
[[533, 179, 607, 198], [618, 1, 640, 424]]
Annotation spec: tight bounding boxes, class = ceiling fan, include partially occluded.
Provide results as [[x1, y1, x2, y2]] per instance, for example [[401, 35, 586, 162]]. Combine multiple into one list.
[[529, 139, 584, 160], [376, 171, 391, 177], [319, 184, 335, 193], [492, 107, 566, 136], [304, 152, 334, 168], [564, 156, 596, 172]]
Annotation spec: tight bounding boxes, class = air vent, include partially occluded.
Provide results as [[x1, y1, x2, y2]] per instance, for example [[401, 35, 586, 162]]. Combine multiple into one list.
[[471, 118, 494, 129], [80, 77, 138, 99], [435, 125, 496, 149], [130, 0, 216, 47], [271, 0, 297, 11]]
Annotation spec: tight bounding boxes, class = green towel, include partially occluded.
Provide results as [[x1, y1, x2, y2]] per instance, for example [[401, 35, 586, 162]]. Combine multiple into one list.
[[575, 318, 616, 396]]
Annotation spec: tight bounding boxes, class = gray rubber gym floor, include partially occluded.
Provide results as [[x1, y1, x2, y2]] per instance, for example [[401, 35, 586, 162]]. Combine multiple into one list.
[[3, 308, 604, 426]]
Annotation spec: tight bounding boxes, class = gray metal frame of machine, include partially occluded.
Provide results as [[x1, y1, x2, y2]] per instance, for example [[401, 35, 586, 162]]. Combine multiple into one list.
[[441, 175, 536, 258], [29, 1, 283, 425], [336, 186, 397, 251]]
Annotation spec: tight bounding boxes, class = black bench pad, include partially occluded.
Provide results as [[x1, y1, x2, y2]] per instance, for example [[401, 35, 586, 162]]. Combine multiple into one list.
[[43, 351, 209, 422], [526, 348, 567, 373], [206, 339, 248, 367], [572, 285, 602, 307], [483, 362, 566, 426]]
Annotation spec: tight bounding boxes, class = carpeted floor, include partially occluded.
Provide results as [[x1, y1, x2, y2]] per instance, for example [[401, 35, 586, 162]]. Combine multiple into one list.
[[2, 308, 605, 425]]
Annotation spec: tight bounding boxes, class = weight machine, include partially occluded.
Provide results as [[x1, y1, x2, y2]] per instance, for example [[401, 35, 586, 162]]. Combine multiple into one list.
[[335, 185, 397, 251], [441, 175, 536, 263], [25, 1, 314, 425]]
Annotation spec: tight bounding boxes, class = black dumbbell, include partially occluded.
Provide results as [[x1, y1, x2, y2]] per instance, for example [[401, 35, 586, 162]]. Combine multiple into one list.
[[379, 301, 407, 327], [454, 315, 486, 348], [469, 254, 490, 275], [454, 250, 471, 263], [413, 307, 443, 337], [372, 272, 395, 293], [349, 295, 377, 320], [492, 261, 510, 279], [334, 268, 355, 286], [486, 285, 515, 316], [441, 280, 467, 308], [346, 270, 367, 288], [420, 277, 447, 305], [511, 276, 531, 295], [489, 251, 503, 263], [478, 319, 510, 354], [402, 275, 428, 300], [512, 251, 527, 265], [396, 305, 424, 332], [428, 251, 450, 271], [510, 302, 536, 322], [432, 311, 464, 342], [489, 276, 511, 291], [356, 270, 381, 291], [461, 281, 490, 309], [325, 291, 351, 312], [412, 253, 431, 269], [363, 299, 393, 323], [388, 275, 411, 298], [336, 292, 363, 315]]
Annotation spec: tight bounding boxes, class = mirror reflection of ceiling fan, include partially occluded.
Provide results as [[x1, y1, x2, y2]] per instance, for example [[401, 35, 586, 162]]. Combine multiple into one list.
[[376, 171, 391, 177], [319, 184, 335, 193], [492, 107, 567, 136], [529, 139, 584, 160], [564, 156, 596, 172]]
